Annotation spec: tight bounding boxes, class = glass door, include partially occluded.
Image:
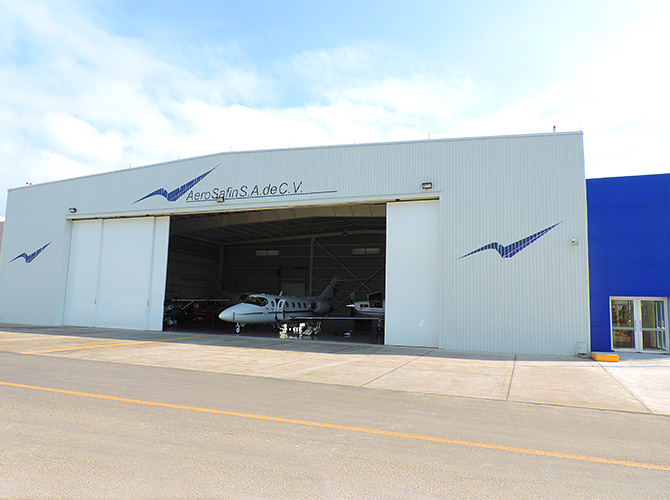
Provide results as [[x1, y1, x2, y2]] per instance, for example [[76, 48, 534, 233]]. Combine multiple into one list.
[[611, 299, 635, 349], [641, 300, 667, 351], [610, 297, 668, 352]]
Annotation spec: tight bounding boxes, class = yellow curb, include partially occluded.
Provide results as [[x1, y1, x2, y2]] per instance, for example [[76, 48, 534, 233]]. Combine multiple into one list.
[[591, 352, 619, 362]]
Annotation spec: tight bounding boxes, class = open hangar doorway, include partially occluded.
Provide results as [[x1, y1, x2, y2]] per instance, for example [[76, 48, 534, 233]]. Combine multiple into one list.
[[163, 203, 387, 343]]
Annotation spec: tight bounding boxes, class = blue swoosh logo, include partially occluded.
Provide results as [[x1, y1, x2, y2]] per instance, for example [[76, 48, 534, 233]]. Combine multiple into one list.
[[133, 165, 218, 204], [10, 242, 52, 263], [460, 222, 560, 259]]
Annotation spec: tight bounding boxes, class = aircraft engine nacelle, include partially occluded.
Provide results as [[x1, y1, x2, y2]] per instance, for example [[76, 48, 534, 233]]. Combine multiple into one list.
[[310, 301, 330, 315]]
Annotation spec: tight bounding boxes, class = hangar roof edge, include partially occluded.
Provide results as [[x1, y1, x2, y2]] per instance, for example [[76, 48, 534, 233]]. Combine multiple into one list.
[[587, 172, 670, 182], [9, 131, 583, 192]]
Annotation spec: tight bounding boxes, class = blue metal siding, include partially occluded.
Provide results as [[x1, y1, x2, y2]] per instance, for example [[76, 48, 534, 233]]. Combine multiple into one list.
[[602, 175, 670, 205], [587, 207, 608, 236], [590, 295, 611, 352], [607, 235, 667, 266], [587, 174, 670, 351]]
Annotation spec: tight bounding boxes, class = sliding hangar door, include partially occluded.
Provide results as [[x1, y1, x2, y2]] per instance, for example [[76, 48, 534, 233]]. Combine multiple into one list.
[[61, 200, 441, 348], [63, 217, 170, 330]]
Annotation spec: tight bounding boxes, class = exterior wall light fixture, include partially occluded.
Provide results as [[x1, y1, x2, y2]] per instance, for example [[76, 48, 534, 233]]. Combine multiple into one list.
[[422, 182, 433, 190], [68, 207, 77, 214]]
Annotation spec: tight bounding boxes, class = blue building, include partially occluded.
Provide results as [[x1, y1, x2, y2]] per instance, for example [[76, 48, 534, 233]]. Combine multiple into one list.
[[587, 174, 670, 353]]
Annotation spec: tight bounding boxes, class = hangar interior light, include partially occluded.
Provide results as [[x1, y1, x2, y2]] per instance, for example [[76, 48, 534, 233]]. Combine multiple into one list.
[[352, 247, 380, 255]]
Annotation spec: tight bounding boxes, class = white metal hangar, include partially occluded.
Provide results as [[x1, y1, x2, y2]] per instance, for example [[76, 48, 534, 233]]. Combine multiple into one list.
[[0, 132, 590, 355]]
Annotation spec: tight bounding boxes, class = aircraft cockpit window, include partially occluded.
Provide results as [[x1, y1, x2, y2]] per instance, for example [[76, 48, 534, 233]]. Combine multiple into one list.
[[243, 296, 268, 307], [292, 302, 296, 308]]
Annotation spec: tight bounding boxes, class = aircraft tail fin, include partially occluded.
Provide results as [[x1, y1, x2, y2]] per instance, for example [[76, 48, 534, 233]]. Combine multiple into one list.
[[309, 278, 340, 314], [316, 277, 340, 302]]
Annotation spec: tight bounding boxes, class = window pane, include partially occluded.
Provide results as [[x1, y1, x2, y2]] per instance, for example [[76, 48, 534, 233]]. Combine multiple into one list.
[[611, 300, 634, 328], [641, 300, 665, 329], [243, 296, 268, 307], [643, 330, 666, 350], [613, 329, 634, 349]]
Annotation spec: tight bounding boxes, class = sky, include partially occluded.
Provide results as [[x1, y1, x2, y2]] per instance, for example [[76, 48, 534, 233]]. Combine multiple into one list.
[[1, 0, 669, 220]]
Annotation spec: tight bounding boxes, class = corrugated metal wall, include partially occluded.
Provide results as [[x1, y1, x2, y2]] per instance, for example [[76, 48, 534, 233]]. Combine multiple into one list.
[[440, 135, 589, 354]]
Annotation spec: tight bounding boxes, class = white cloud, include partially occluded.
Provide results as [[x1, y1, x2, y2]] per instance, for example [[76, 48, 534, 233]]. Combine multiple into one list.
[[565, 15, 670, 178], [445, 13, 670, 179], [0, 1, 668, 217], [0, 1, 268, 207], [43, 114, 125, 164], [38, 151, 95, 181]]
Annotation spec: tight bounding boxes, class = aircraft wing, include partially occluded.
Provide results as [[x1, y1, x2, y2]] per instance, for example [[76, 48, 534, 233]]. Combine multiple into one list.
[[289, 316, 383, 321], [167, 298, 231, 302]]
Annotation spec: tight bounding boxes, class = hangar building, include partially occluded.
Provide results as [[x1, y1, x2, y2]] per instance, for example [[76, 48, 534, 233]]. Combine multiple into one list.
[[0, 132, 590, 355]]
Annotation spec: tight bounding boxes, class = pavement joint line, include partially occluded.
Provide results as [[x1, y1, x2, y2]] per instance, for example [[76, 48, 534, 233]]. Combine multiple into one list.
[[594, 361, 652, 414], [360, 350, 432, 388], [505, 354, 517, 401], [1, 380, 669, 472], [20, 336, 203, 355]]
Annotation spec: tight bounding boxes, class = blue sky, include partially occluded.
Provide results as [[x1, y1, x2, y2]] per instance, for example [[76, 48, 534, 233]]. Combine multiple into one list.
[[1, 0, 669, 219]]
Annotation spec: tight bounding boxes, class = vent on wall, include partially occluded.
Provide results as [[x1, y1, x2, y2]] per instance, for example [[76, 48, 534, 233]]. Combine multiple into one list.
[[256, 249, 280, 257]]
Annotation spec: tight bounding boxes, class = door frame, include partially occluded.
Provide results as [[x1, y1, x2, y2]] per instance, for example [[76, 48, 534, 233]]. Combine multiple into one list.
[[609, 296, 669, 353]]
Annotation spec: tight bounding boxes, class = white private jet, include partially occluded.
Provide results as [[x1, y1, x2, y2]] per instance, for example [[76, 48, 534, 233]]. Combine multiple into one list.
[[218, 278, 340, 334], [346, 293, 384, 333], [346, 297, 384, 319]]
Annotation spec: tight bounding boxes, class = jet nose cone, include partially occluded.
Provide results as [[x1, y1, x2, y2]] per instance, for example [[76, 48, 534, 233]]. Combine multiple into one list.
[[218, 307, 236, 322]]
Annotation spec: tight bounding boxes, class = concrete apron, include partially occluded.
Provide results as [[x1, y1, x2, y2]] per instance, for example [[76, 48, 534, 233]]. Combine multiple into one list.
[[1, 324, 669, 416]]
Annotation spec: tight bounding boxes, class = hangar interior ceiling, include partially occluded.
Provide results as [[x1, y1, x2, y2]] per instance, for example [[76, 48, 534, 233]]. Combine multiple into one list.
[[169, 204, 387, 245], [165, 203, 387, 329]]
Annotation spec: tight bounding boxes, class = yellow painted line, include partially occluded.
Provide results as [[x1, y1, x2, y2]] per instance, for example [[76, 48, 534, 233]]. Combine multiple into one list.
[[21, 336, 203, 354], [1, 381, 669, 472]]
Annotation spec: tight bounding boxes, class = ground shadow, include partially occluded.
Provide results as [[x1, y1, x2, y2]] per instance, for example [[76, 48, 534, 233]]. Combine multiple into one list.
[[0, 323, 618, 362]]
